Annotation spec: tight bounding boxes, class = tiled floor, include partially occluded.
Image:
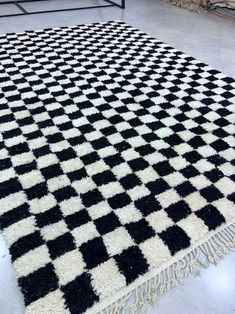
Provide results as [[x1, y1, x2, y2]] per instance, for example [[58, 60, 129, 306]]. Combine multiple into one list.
[[0, 1, 235, 313]]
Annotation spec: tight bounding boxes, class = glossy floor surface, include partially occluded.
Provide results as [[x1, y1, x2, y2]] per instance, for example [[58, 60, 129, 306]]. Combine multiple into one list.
[[0, 0, 235, 313]]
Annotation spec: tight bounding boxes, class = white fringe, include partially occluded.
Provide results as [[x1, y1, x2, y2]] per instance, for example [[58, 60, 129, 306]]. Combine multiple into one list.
[[96, 222, 235, 314]]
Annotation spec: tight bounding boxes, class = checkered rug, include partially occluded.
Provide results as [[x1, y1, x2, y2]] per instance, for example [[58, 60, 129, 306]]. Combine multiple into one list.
[[0, 21, 235, 314]]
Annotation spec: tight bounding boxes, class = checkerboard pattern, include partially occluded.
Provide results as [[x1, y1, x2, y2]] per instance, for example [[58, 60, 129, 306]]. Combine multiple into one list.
[[0, 21, 235, 314]]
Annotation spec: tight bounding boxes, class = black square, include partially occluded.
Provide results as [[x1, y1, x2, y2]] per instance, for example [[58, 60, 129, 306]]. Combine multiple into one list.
[[47, 233, 76, 259], [114, 141, 131, 152], [188, 136, 206, 149], [65, 210, 91, 230], [0, 203, 29, 230], [159, 148, 178, 158], [56, 148, 77, 162], [80, 152, 100, 165], [181, 165, 200, 179], [204, 169, 223, 183], [146, 178, 170, 195], [10, 231, 44, 262], [126, 219, 155, 244], [81, 189, 103, 208], [67, 168, 88, 182], [25, 182, 48, 200], [18, 264, 58, 306], [62, 273, 99, 314], [91, 137, 110, 150], [165, 134, 183, 146], [120, 173, 141, 190], [94, 212, 121, 235], [184, 151, 202, 163], [80, 237, 108, 269], [47, 133, 64, 143], [211, 139, 229, 152], [200, 185, 223, 202], [128, 158, 149, 171], [228, 192, 235, 204], [143, 132, 158, 143], [101, 125, 117, 136], [114, 246, 149, 284], [165, 200, 191, 222], [104, 154, 125, 168], [8, 142, 29, 156], [208, 155, 226, 166], [175, 181, 196, 197], [159, 225, 191, 255], [36, 206, 63, 228], [135, 144, 155, 156], [134, 194, 161, 216], [0, 177, 21, 199], [41, 164, 63, 180], [153, 161, 175, 177], [53, 186, 77, 202], [121, 128, 138, 139], [195, 205, 225, 230], [108, 192, 132, 209], [92, 170, 116, 186]]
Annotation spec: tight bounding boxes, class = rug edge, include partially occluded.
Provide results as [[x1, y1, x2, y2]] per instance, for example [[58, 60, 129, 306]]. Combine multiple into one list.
[[89, 220, 235, 314]]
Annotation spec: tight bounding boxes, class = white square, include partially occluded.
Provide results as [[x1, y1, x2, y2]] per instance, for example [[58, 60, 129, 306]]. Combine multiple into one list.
[[103, 227, 134, 256], [155, 127, 174, 138], [127, 185, 150, 201], [3, 216, 37, 246], [169, 156, 188, 170], [90, 259, 126, 298], [144, 151, 166, 166], [25, 290, 66, 314], [87, 200, 112, 220], [41, 221, 69, 241], [121, 148, 139, 161], [60, 157, 83, 173], [215, 177, 234, 196], [50, 141, 70, 153], [156, 188, 181, 208], [127, 136, 146, 147], [115, 204, 142, 224], [72, 177, 96, 195], [190, 175, 211, 190], [19, 170, 45, 190], [85, 160, 109, 177], [140, 236, 171, 269], [59, 196, 83, 216], [99, 182, 124, 199], [177, 213, 208, 244], [47, 175, 71, 193], [137, 167, 159, 184], [29, 194, 57, 214], [194, 159, 214, 173], [11, 152, 34, 167], [112, 163, 132, 179], [14, 245, 51, 277], [184, 192, 206, 213], [96, 146, 117, 159], [213, 198, 235, 221], [146, 210, 173, 233], [72, 222, 99, 247], [164, 172, 186, 187], [53, 250, 85, 285], [37, 154, 59, 169]]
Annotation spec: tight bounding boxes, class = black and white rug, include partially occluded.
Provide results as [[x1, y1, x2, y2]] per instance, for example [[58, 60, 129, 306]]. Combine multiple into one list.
[[0, 21, 235, 314]]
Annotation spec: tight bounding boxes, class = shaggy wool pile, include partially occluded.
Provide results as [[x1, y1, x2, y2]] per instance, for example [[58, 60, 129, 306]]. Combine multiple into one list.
[[0, 21, 235, 314]]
